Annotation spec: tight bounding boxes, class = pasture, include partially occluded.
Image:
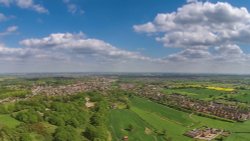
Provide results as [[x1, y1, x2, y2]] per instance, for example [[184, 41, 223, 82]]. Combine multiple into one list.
[[163, 87, 231, 100], [122, 97, 250, 141], [108, 109, 162, 141]]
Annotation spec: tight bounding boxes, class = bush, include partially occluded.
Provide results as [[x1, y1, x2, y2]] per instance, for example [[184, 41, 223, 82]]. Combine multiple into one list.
[[20, 133, 32, 141], [53, 126, 79, 141], [83, 125, 108, 141], [66, 118, 80, 128], [14, 110, 42, 123], [48, 115, 65, 126]]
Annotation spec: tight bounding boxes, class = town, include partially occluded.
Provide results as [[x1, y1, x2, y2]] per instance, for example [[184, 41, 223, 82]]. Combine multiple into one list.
[[0, 75, 250, 141], [120, 82, 250, 121]]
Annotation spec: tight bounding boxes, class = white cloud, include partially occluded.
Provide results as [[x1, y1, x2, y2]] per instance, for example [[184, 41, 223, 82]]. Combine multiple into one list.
[[6, 25, 18, 32], [0, 32, 163, 72], [167, 49, 211, 62], [215, 44, 243, 56], [0, 33, 250, 73], [0, 43, 31, 61], [134, 1, 250, 64], [17, 32, 153, 62], [186, 0, 198, 3], [63, 0, 84, 15], [0, 13, 8, 22], [0, 0, 48, 13], [133, 22, 156, 33], [0, 0, 10, 6], [0, 25, 18, 36], [1, 1, 250, 73], [134, 1, 250, 48]]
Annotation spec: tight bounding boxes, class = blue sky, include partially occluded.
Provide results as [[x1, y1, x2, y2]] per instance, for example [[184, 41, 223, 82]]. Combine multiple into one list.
[[2, 0, 186, 57], [1, 0, 250, 73]]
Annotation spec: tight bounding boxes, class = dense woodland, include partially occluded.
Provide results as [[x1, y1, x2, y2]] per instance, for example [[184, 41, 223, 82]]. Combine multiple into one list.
[[0, 91, 110, 141]]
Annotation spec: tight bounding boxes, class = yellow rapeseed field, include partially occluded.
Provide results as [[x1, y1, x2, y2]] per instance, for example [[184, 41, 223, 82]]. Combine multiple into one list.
[[206, 86, 234, 92]]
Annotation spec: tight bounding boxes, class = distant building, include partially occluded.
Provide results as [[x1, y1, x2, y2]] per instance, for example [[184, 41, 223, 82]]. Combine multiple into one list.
[[123, 136, 128, 141]]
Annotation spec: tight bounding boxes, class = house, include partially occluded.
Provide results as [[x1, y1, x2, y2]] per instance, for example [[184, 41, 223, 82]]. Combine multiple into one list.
[[184, 129, 202, 138], [123, 136, 128, 141]]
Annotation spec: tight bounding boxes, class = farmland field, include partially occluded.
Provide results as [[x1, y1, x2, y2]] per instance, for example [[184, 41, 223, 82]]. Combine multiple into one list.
[[109, 109, 162, 141], [0, 75, 250, 141], [129, 97, 250, 141], [163, 87, 230, 99]]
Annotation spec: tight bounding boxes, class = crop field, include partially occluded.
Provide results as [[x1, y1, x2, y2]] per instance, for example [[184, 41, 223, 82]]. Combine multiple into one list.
[[206, 86, 234, 92], [162, 86, 250, 104], [162, 87, 229, 100], [232, 90, 250, 103]]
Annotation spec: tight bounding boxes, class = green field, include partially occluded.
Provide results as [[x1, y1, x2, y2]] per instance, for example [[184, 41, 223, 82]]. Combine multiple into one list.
[[232, 90, 250, 103], [109, 109, 163, 141], [163, 87, 229, 100], [0, 114, 21, 128], [109, 96, 250, 141], [0, 76, 250, 141], [163, 87, 250, 104]]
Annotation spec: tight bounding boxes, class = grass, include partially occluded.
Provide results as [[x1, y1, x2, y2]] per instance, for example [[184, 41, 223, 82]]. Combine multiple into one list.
[[0, 114, 21, 128], [232, 90, 250, 103], [130, 97, 192, 126], [163, 86, 250, 105], [225, 121, 250, 141], [161, 89, 197, 96], [109, 109, 162, 141], [29, 133, 45, 141], [129, 96, 250, 141], [162, 87, 230, 100], [131, 107, 191, 141]]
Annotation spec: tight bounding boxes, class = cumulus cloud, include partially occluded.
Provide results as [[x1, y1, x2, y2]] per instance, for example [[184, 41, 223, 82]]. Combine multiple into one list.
[[212, 44, 249, 63], [0, 0, 48, 13], [0, 32, 249, 73], [19, 32, 152, 61], [167, 49, 211, 62], [134, 1, 250, 63], [134, 1, 250, 48], [215, 44, 243, 56], [0, 32, 162, 72], [0, 43, 31, 61], [0, 32, 156, 65]]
